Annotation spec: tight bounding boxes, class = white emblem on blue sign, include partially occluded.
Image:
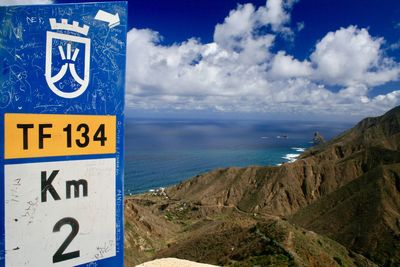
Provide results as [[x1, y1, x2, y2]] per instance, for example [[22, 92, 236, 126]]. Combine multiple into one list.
[[45, 19, 91, 99]]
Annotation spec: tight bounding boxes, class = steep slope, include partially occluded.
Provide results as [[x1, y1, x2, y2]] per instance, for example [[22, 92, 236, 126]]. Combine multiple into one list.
[[156, 216, 376, 267], [124, 197, 181, 266], [125, 105, 400, 266], [125, 194, 376, 266], [290, 164, 400, 266], [166, 106, 400, 216]]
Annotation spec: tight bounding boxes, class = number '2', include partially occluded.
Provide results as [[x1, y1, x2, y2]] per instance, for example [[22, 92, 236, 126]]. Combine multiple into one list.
[[53, 217, 80, 263]]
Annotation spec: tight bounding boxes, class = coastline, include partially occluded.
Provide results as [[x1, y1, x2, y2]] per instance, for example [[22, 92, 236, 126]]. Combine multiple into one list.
[[125, 146, 308, 196], [124, 106, 400, 266], [124, 119, 351, 196]]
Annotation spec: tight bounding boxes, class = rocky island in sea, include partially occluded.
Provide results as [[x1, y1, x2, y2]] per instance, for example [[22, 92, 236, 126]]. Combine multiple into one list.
[[124, 105, 400, 266]]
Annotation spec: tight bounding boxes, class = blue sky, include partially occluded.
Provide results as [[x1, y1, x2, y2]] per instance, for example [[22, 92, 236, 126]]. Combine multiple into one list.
[[127, 0, 400, 58], [3, 0, 400, 121], [125, 0, 400, 120]]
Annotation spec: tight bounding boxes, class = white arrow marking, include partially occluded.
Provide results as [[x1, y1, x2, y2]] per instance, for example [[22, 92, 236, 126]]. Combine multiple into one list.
[[95, 10, 120, 29]]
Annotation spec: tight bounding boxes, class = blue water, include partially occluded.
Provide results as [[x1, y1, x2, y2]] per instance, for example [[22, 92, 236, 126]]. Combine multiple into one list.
[[124, 119, 352, 195]]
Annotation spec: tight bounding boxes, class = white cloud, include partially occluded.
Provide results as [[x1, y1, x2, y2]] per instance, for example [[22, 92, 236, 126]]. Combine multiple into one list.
[[371, 90, 400, 106], [214, 0, 295, 52], [311, 26, 400, 86], [257, 0, 291, 31], [0, 0, 52, 6], [270, 51, 312, 78], [213, 3, 256, 51], [125, 2, 400, 119]]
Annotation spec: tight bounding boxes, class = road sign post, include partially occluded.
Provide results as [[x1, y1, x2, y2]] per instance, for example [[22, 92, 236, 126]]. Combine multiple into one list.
[[0, 2, 127, 266]]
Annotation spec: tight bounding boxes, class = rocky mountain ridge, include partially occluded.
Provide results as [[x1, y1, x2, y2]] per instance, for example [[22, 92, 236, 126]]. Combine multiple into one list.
[[125, 106, 400, 266], [166, 106, 400, 217]]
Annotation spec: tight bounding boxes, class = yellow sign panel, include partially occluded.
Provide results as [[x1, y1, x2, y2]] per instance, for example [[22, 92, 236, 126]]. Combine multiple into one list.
[[5, 113, 116, 159]]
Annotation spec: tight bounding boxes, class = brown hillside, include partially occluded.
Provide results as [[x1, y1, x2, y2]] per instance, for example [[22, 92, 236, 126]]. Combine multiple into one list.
[[125, 105, 400, 266], [290, 164, 400, 266], [166, 106, 400, 216], [125, 194, 376, 266]]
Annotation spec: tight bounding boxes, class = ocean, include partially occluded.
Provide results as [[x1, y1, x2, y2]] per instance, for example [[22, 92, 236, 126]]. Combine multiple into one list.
[[124, 118, 353, 195]]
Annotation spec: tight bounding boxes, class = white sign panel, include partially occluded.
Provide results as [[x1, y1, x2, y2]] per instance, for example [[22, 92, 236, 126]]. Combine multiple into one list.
[[4, 158, 116, 267]]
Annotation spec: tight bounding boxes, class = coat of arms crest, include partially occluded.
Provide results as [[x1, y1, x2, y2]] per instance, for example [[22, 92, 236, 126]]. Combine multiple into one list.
[[45, 18, 90, 99]]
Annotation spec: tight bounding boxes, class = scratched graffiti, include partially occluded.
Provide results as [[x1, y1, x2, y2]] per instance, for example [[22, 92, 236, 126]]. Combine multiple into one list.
[[0, 4, 126, 115], [0, 3, 126, 267]]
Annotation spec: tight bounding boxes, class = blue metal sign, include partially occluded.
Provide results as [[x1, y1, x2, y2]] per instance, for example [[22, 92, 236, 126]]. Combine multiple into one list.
[[0, 2, 127, 266]]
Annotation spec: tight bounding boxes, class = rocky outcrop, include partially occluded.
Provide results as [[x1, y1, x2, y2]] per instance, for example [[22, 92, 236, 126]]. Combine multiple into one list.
[[313, 131, 325, 145]]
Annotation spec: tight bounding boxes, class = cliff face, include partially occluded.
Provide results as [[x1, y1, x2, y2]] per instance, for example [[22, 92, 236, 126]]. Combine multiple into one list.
[[125, 106, 400, 266]]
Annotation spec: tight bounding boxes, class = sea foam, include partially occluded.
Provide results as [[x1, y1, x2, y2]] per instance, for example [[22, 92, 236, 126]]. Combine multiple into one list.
[[282, 153, 300, 162], [279, 147, 306, 164]]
